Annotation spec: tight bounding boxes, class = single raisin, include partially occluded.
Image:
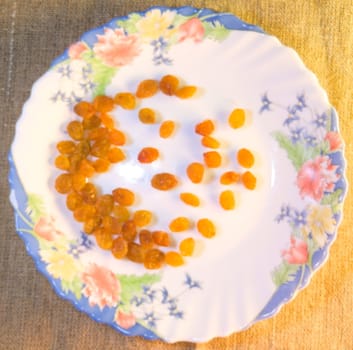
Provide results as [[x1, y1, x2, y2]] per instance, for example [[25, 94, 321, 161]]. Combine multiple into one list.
[[67, 120, 84, 141], [152, 231, 170, 247], [108, 147, 125, 163], [201, 135, 220, 149], [81, 183, 97, 204], [127, 242, 145, 263], [138, 108, 156, 124], [66, 192, 83, 211], [57, 140, 76, 155], [159, 120, 175, 138], [112, 237, 128, 259], [112, 188, 135, 206], [82, 115, 101, 130], [138, 147, 159, 163], [228, 108, 245, 129], [55, 174, 72, 194], [90, 139, 111, 158], [159, 75, 179, 96], [237, 148, 255, 168], [186, 162, 204, 183], [114, 92, 136, 110], [109, 129, 126, 146], [83, 216, 102, 234], [73, 204, 96, 222], [179, 237, 195, 256], [55, 155, 70, 171], [197, 218, 216, 238], [179, 192, 200, 207], [96, 194, 114, 216], [93, 95, 114, 113], [136, 79, 159, 98], [93, 158, 110, 173], [242, 171, 257, 190], [133, 210, 153, 227], [139, 229, 154, 249], [72, 173, 87, 192], [195, 119, 214, 136], [165, 251, 184, 266], [94, 228, 114, 250], [203, 151, 222, 168], [169, 217, 190, 232], [175, 86, 197, 99], [220, 171, 240, 185], [74, 101, 96, 119], [113, 205, 130, 222], [219, 190, 235, 210], [121, 220, 137, 241], [144, 249, 165, 269], [151, 173, 178, 191]]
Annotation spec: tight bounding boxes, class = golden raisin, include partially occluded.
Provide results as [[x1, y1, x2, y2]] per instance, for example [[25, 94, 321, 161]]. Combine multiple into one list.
[[114, 92, 136, 110], [66, 192, 83, 211], [72, 173, 86, 192], [82, 115, 101, 130], [100, 114, 114, 129], [152, 231, 170, 247], [78, 159, 95, 177], [88, 127, 109, 141], [109, 129, 126, 146], [219, 190, 235, 210], [101, 215, 113, 231], [179, 237, 195, 256], [81, 183, 97, 204], [74, 101, 95, 119], [112, 237, 128, 259], [57, 140, 76, 155], [83, 216, 101, 234], [112, 188, 135, 206], [111, 217, 123, 234], [136, 79, 159, 98], [127, 242, 145, 263], [138, 147, 159, 163], [195, 119, 214, 136], [197, 218, 216, 238], [201, 135, 220, 149], [139, 229, 154, 249], [96, 194, 114, 216], [121, 220, 137, 241], [203, 151, 222, 168], [237, 148, 255, 168], [68, 154, 82, 173], [175, 86, 197, 99], [228, 108, 245, 129], [93, 158, 110, 173], [67, 120, 84, 140], [55, 174, 72, 194], [144, 249, 165, 269], [179, 192, 200, 207], [93, 95, 114, 113], [159, 120, 175, 138], [73, 204, 96, 222], [138, 108, 156, 124], [94, 228, 114, 250], [113, 205, 130, 222], [108, 147, 125, 163], [151, 173, 178, 191], [74, 140, 91, 158], [133, 210, 153, 227], [220, 171, 240, 185], [242, 171, 257, 190], [159, 75, 179, 96], [90, 139, 111, 158], [169, 217, 190, 232], [186, 162, 204, 183], [55, 155, 70, 171], [165, 251, 184, 266]]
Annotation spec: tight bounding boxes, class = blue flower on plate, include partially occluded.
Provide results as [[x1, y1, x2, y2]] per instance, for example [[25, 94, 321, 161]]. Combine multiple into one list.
[[259, 93, 272, 113]]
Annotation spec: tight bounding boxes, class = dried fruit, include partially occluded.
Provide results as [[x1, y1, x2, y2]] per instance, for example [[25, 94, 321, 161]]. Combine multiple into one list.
[[179, 237, 195, 256], [78, 159, 95, 177], [237, 148, 255, 168], [203, 151, 222, 168], [144, 249, 165, 269], [74, 101, 95, 119], [88, 127, 109, 141], [83, 216, 101, 234], [127, 242, 145, 263], [228, 108, 245, 129], [133, 210, 153, 227], [220, 171, 240, 185], [179, 192, 200, 207], [219, 190, 235, 210], [139, 229, 154, 249], [74, 140, 91, 158], [136, 79, 159, 98], [82, 115, 101, 130], [112, 188, 135, 206], [169, 217, 190, 232], [55, 174, 72, 194], [121, 220, 137, 241], [197, 218, 215, 238], [109, 129, 126, 145], [159, 120, 175, 138], [138, 147, 159, 163], [175, 86, 197, 99], [195, 119, 214, 136], [151, 173, 178, 191], [138, 108, 156, 124], [159, 75, 179, 95], [67, 120, 84, 141], [96, 194, 114, 216], [93, 95, 114, 113], [152, 231, 170, 247], [165, 251, 184, 266], [73, 204, 96, 222], [107, 147, 125, 163], [90, 139, 111, 158], [55, 155, 70, 171], [242, 171, 257, 190], [57, 140, 76, 155], [66, 192, 83, 211], [81, 183, 97, 204], [113, 205, 130, 222], [94, 228, 114, 250], [112, 236, 128, 259], [186, 162, 204, 183], [114, 92, 136, 110], [100, 114, 114, 129], [201, 135, 220, 149], [72, 173, 86, 191], [93, 158, 110, 173]]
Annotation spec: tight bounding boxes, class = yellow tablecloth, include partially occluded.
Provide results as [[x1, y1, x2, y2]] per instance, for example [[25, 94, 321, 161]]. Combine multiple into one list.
[[1, 1, 352, 349]]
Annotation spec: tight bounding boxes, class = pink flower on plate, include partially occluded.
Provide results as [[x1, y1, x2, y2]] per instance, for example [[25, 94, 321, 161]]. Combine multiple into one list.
[[324, 131, 342, 152], [281, 236, 308, 264], [178, 18, 205, 42], [115, 310, 136, 329], [82, 263, 121, 309], [297, 155, 339, 201], [93, 28, 141, 67], [34, 216, 63, 241], [68, 41, 88, 59]]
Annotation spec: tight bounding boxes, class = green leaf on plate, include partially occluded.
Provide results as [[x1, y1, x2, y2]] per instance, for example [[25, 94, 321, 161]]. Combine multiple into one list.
[[321, 188, 343, 214], [117, 13, 142, 34], [61, 276, 82, 299], [272, 261, 299, 287], [26, 193, 46, 224], [203, 20, 230, 41]]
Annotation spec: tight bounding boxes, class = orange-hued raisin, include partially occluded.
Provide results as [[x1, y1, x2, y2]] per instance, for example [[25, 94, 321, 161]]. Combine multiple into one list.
[[93, 95, 114, 113], [88, 127, 109, 141], [179, 237, 195, 256], [108, 147, 125, 163], [219, 190, 235, 210], [139, 229, 154, 249], [94, 228, 114, 250], [133, 210, 153, 227], [67, 120, 84, 141], [66, 192, 83, 211], [138, 147, 159, 163], [179, 192, 200, 207], [55, 174, 72, 194], [113, 205, 130, 222], [78, 159, 95, 178], [228, 108, 246, 129], [83, 216, 101, 234], [111, 217, 123, 234], [127, 242, 145, 263], [114, 92, 136, 110], [169, 217, 190, 232], [197, 218, 216, 238], [100, 114, 114, 129], [109, 129, 126, 146], [201, 135, 220, 149], [151, 173, 178, 191], [68, 154, 82, 173], [112, 236, 128, 259], [55, 155, 70, 171], [195, 119, 214, 136], [186, 162, 204, 183], [159, 75, 179, 96], [203, 151, 222, 168], [220, 171, 240, 185], [74, 101, 95, 119], [237, 148, 255, 168], [90, 139, 111, 158], [144, 249, 165, 269], [72, 173, 86, 191], [101, 215, 113, 231], [57, 140, 76, 155], [92, 159, 110, 173], [74, 140, 91, 158], [96, 194, 114, 216], [136, 79, 159, 98], [152, 231, 170, 247], [82, 115, 101, 130], [165, 251, 184, 266], [175, 86, 197, 99], [112, 188, 135, 206], [242, 171, 257, 190], [138, 108, 156, 124], [81, 183, 97, 204], [121, 220, 137, 241], [159, 120, 175, 138], [73, 204, 96, 222]]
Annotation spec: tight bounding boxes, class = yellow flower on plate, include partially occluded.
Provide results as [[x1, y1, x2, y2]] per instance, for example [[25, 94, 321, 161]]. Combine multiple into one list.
[[302, 205, 336, 248], [41, 248, 78, 282], [136, 9, 175, 40]]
